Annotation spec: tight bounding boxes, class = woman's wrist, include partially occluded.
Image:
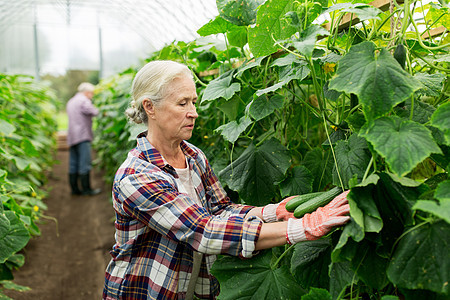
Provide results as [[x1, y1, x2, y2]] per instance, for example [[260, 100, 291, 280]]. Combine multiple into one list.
[[286, 218, 307, 244], [262, 203, 278, 222]]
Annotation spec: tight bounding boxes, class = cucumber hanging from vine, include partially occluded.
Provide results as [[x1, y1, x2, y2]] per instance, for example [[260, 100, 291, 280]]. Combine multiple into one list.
[[394, 44, 407, 70]]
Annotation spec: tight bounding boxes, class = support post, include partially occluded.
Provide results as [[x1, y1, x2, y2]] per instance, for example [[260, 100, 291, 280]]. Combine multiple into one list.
[[33, 23, 40, 80], [98, 27, 103, 79]]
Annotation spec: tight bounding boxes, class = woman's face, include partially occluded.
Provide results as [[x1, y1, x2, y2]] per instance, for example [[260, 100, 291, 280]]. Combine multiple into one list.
[[151, 75, 198, 143]]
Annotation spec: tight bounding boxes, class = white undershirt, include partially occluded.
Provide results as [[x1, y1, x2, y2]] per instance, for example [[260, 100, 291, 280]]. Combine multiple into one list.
[[174, 158, 202, 206], [174, 158, 205, 294]]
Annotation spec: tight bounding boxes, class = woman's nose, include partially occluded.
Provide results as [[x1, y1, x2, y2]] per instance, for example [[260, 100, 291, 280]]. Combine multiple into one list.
[[187, 104, 198, 118]]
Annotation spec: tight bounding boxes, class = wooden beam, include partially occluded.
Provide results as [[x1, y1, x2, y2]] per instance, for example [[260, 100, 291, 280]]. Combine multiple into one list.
[[421, 26, 447, 39], [323, 0, 404, 31]]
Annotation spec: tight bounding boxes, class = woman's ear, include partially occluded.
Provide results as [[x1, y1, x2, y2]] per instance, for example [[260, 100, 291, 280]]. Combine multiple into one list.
[[142, 98, 155, 118]]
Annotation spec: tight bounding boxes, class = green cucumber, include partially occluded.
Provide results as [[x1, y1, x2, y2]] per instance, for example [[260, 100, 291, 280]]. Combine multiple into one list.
[[293, 187, 342, 218], [394, 44, 407, 70], [285, 192, 324, 212]]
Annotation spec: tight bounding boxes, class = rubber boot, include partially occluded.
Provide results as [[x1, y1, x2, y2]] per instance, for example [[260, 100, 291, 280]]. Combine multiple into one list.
[[69, 173, 82, 195], [80, 172, 102, 196]]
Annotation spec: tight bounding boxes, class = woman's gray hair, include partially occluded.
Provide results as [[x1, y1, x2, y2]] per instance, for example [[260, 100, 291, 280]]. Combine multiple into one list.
[[126, 60, 193, 124], [77, 82, 95, 93]]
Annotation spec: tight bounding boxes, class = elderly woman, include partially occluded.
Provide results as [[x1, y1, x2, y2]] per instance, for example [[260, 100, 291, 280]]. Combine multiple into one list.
[[103, 60, 350, 300]]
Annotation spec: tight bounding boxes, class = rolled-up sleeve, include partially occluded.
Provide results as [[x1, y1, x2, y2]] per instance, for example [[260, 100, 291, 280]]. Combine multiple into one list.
[[116, 173, 262, 258]]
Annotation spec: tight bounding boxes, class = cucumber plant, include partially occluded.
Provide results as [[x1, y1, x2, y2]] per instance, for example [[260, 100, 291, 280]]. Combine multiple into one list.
[[0, 73, 58, 295], [93, 0, 450, 298]]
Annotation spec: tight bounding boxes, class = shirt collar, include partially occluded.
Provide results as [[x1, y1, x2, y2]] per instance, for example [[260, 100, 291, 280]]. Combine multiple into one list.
[[136, 131, 198, 171]]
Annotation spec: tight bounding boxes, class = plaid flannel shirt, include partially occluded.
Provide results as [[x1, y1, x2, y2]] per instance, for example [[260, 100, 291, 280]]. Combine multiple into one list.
[[103, 132, 263, 300]]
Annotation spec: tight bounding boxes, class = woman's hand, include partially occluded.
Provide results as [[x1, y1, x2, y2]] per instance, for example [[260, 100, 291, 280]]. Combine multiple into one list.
[[286, 190, 350, 243], [261, 196, 298, 222]]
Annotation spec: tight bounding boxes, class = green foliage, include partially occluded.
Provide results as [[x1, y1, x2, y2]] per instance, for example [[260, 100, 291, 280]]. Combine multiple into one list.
[[210, 248, 306, 299], [431, 101, 450, 145], [216, 0, 265, 26], [219, 138, 291, 205], [0, 73, 57, 295], [360, 116, 442, 176], [248, 0, 299, 57], [387, 221, 450, 294], [291, 239, 332, 289], [329, 41, 421, 122], [92, 0, 450, 298]]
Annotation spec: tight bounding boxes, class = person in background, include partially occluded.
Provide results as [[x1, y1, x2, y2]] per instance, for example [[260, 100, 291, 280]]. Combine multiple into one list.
[[66, 82, 102, 196], [102, 61, 350, 299]]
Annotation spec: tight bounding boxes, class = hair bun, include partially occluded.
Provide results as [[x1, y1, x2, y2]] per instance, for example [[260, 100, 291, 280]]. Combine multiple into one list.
[[125, 106, 144, 124]]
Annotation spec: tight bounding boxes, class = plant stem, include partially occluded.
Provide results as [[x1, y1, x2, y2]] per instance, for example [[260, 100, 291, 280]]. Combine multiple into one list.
[[323, 113, 345, 188], [409, 95, 415, 120], [391, 220, 431, 254], [271, 244, 295, 270], [408, 7, 450, 51], [412, 52, 450, 72], [362, 156, 374, 182], [286, 87, 321, 118]]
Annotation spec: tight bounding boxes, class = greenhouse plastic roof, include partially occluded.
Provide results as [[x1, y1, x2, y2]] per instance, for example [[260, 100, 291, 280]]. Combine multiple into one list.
[[0, 0, 219, 76]]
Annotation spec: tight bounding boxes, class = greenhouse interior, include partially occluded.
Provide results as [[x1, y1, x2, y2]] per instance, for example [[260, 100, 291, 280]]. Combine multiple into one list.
[[0, 0, 449, 299]]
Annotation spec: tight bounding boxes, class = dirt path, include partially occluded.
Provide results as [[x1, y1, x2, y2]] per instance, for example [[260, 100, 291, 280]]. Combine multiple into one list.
[[4, 148, 116, 300]]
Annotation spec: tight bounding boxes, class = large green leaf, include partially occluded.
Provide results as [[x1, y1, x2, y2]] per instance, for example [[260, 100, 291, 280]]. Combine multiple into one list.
[[329, 261, 355, 300], [329, 41, 421, 122], [249, 94, 284, 121], [430, 101, 450, 145], [216, 0, 265, 26], [377, 172, 423, 228], [332, 134, 371, 189], [227, 26, 248, 48], [348, 175, 383, 233], [215, 116, 252, 143], [0, 211, 30, 263], [210, 249, 305, 299], [197, 16, 248, 48], [301, 288, 331, 300], [21, 138, 40, 157], [414, 73, 446, 97], [0, 280, 30, 291], [290, 239, 331, 289], [0, 214, 10, 240], [360, 116, 442, 177], [279, 165, 314, 197], [218, 94, 247, 121], [289, 25, 330, 58], [202, 72, 241, 102], [413, 180, 450, 223], [435, 180, 450, 201], [197, 16, 236, 35], [351, 241, 389, 290], [331, 221, 364, 263], [413, 199, 450, 224], [248, 0, 298, 57], [219, 138, 291, 205], [387, 221, 450, 294], [0, 119, 15, 136], [321, 3, 383, 22]]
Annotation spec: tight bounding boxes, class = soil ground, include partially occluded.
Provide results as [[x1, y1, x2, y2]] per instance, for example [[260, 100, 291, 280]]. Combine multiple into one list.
[[4, 147, 116, 300]]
